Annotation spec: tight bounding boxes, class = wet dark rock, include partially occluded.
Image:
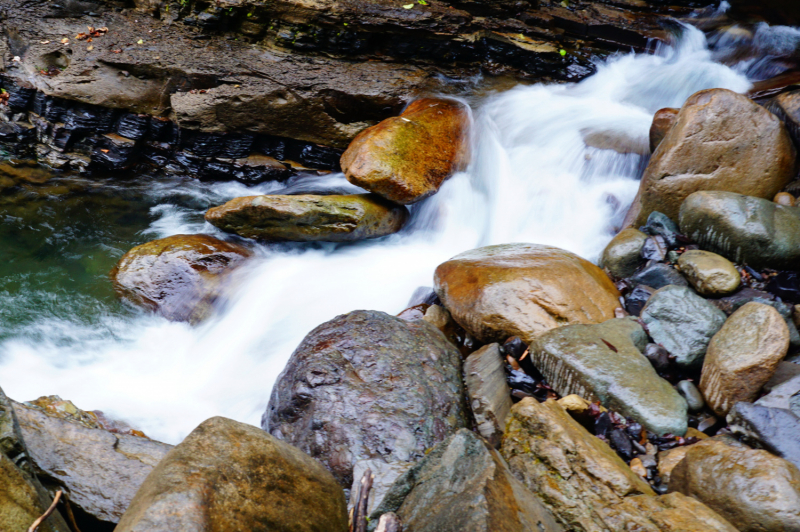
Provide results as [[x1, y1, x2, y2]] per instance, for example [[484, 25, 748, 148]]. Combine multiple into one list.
[[110, 234, 253, 323], [625, 285, 655, 317], [369, 429, 563, 532], [507, 369, 539, 397], [92, 133, 139, 170], [264, 310, 467, 487], [463, 344, 512, 448], [13, 400, 172, 526], [766, 271, 800, 303], [641, 285, 727, 369], [601, 228, 648, 278], [727, 402, 800, 470], [63, 103, 118, 133], [630, 263, 688, 290], [644, 343, 671, 372], [116, 114, 151, 140], [115, 417, 348, 532], [641, 236, 667, 262], [609, 428, 634, 460], [640, 211, 681, 247], [677, 381, 704, 413], [290, 142, 343, 170], [755, 373, 800, 414]]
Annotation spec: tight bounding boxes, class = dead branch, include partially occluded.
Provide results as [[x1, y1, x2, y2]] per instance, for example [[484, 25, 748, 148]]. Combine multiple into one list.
[[28, 490, 62, 532]]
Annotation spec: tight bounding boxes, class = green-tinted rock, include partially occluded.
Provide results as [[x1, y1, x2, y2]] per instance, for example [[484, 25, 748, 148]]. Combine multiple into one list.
[[601, 228, 648, 278], [641, 285, 727, 369], [677, 250, 741, 296], [115, 417, 348, 532], [530, 317, 688, 436], [369, 429, 563, 532], [205, 193, 408, 242], [679, 191, 800, 270]]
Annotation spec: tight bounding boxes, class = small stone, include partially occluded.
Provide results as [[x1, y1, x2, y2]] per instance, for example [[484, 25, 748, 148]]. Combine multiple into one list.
[[641, 236, 667, 261], [686, 427, 709, 440], [601, 228, 648, 278], [700, 302, 790, 416], [677, 250, 741, 296], [463, 344, 512, 448], [349, 459, 412, 517], [558, 394, 605, 415], [625, 285, 655, 316], [644, 343, 671, 371], [775, 191, 796, 206], [630, 262, 688, 290], [676, 381, 705, 412], [640, 211, 681, 247], [641, 285, 728, 369], [630, 457, 648, 479]]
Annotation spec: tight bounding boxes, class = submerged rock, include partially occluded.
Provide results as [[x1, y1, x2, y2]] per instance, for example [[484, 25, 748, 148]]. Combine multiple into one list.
[[370, 429, 563, 532], [463, 344, 512, 448], [14, 400, 172, 526], [434, 243, 621, 344], [640, 285, 727, 369], [669, 439, 800, 532], [110, 234, 252, 323], [115, 417, 347, 532], [677, 250, 741, 296], [341, 98, 470, 204], [264, 310, 467, 487], [601, 228, 648, 278], [530, 317, 688, 435], [624, 89, 796, 228], [699, 302, 789, 416], [679, 191, 800, 270], [205, 193, 408, 242]]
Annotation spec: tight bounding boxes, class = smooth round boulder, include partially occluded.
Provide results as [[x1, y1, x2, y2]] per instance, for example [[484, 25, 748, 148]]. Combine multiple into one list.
[[434, 243, 621, 344], [649, 107, 679, 152], [110, 234, 252, 323], [679, 191, 800, 270], [624, 88, 796, 228], [264, 310, 467, 487], [204, 194, 408, 242], [677, 250, 741, 296], [340, 98, 470, 205], [700, 302, 790, 416], [601, 228, 648, 278]]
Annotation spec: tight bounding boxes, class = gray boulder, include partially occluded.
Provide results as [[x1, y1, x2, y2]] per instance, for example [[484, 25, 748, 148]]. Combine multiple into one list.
[[463, 344, 512, 448], [264, 310, 467, 487], [728, 402, 800, 470]]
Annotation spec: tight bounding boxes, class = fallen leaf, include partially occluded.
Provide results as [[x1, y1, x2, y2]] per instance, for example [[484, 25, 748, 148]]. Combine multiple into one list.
[[137, 39, 144, 44], [418, 0, 428, 4], [559, 49, 567, 56], [61, 38, 69, 44], [112, 49, 122, 53], [87, 45, 94, 51], [40, 40, 50, 44], [100, 149, 110, 153], [12, 56, 20, 62], [402, 3, 414, 8], [601, 339, 618, 353]]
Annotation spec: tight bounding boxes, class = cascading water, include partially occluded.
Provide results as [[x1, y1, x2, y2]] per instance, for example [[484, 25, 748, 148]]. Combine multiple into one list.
[[0, 25, 758, 443]]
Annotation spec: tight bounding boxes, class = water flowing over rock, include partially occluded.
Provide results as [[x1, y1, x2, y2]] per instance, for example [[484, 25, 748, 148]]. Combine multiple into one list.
[[13, 400, 172, 527], [529, 317, 688, 436], [110, 234, 253, 323], [640, 285, 727, 369], [501, 399, 733, 532], [115, 416, 347, 532], [263, 310, 467, 487], [434, 243, 621, 344], [205, 194, 408, 242], [601, 228, 648, 278], [669, 439, 800, 532], [679, 191, 800, 270], [677, 250, 741, 296], [699, 302, 789, 416], [463, 344, 512, 448], [624, 88, 796, 228], [369, 429, 563, 532], [341, 98, 470, 204]]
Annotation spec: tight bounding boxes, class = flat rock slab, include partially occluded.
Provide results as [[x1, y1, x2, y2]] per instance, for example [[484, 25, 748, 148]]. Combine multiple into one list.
[[115, 417, 347, 532], [371, 429, 563, 532], [463, 343, 512, 447], [728, 402, 800, 470], [531, 317, 687, 436], [434, 243, 621, 344], [205, 193, 408, 242], [14, 401, 173, 525], [264, 310, 467, 487], [641, 285, 727, 369]]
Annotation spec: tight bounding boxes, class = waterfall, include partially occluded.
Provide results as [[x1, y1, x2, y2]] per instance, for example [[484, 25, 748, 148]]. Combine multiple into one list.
[[0, 25, 753, 443]]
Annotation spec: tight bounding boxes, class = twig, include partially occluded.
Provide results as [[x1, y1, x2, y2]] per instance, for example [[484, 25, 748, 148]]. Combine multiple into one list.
[[60, 493, 82, 532], [28, 490, 62, 532], [350, 469, 374, 532]]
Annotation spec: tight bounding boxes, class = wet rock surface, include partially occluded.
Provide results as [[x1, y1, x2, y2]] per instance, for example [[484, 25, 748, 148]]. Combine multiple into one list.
[[601, 228, 648, 278], [110, 234, 253, 323], [205, 193, 408, 242], [371, 429, 563, 532], [530, 317, 688, 436], [641, 285, 727, 369], [463, 344, 512, 448], [699, 302, 789, 416], [677, 250, 741, 296], [728, 402, 800, 470], [434, 243, 621, 344], [14, 400, 172, 527], [341, 98, 469, 205], [624, 88, 796, 228], [669, 439, 800, 532], [649, 107, 679, 152], [264, 310, 467, 487], [679, 191, 800, 270], [115, 416, 348, 532]]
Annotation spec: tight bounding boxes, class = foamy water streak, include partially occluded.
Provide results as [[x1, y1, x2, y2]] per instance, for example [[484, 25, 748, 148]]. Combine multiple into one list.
[[0, 26, 751, 443]]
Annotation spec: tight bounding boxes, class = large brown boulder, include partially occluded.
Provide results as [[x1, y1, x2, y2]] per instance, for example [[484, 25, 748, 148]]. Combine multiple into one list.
[[205, 194, 408, 242], [341, 98, 470, 204], [623, 89, 796, 228], [433, 243, 621, 344], [115, 416, 348, 532], [110, 234, 252, 323], [264, 310, 467, 487], [669, 439, 800, 531]]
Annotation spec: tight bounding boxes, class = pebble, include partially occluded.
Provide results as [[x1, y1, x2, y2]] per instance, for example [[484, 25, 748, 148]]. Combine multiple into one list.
[[630, 457, 648, 479], [774, 191, 796, 206], [677, 250, 741, 296], [677, 380, 705, 412]]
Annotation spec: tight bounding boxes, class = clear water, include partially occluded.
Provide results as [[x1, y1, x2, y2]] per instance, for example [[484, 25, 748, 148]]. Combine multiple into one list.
[[0, 25, 758, 443]]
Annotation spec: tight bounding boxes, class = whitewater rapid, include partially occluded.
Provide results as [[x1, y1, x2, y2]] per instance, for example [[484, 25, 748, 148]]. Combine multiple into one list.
[[0, 25, 754, 443]]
